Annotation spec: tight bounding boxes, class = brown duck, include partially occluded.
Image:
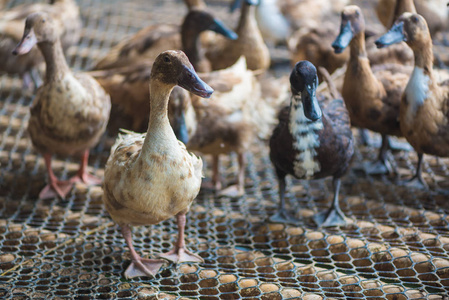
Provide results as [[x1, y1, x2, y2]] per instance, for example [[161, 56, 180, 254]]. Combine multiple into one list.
[[332, 5, 412, 175], [376, 12, 449, 190], [13, 12, 110, 199], [269, 61, 354, 227], [103, 50, 213, 278]]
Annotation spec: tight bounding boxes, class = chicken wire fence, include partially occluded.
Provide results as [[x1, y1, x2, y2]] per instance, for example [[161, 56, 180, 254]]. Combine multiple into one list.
[[1, 0, 449, 299]]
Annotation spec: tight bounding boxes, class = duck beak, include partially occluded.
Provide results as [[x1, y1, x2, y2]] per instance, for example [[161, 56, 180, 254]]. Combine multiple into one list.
[[12, 28, 37, 55], [375, 21, 405, 48], [332, 21, 353, 54], [173, 110, 189, 144], [301, 82, 322, 121], [178, 66, 214, 99], [209, 19, 238, 40]]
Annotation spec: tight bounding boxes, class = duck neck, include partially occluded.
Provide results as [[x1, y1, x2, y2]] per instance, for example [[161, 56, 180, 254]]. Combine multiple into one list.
[[181, 27, 206, 72], [143, 80, 177, 153], [38, 40, 70, 82], [349, 32, 367, 60], [237, 4, 257, 35], [413, 39, 434, 79], [391, 0, 416, 27]]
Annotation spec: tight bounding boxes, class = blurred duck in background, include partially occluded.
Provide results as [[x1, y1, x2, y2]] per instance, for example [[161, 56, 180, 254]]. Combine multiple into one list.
[[13, 12, 110, 199], [0, 0, 81, 88]]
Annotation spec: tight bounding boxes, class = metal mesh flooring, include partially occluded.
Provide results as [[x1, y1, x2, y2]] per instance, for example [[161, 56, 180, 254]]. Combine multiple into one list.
[[1, 0, 449, 299]]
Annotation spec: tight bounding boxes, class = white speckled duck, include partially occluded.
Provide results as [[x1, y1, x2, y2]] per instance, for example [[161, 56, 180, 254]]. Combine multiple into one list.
[[13, 12, 111, 199], [103, 50, 213, 278], [269, 61, 354, 227]]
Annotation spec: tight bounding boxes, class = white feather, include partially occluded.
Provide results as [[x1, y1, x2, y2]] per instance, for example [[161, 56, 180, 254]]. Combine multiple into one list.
[[289, 97, 323, 179], [404, 66, 430, 124]]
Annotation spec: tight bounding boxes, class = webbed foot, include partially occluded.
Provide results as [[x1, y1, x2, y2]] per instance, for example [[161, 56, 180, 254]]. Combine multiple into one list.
[[124, 258, 165, 279]]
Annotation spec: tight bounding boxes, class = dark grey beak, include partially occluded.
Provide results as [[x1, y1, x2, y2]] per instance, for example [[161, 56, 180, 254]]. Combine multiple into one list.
[[332, 21, 353, 54], [209, 19, 238, 40], [178, 66, 214, 98], [375, 21, 405, 48], [302, 82, 322, 122]]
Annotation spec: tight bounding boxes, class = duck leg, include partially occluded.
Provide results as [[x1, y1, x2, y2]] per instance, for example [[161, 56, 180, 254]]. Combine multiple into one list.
[[38, 153, 73, 199], [158, 212, 204, 264], [70, 150, 102, 185], [363, 134, 394, 175], [201, 155, 222, 191], [402, 152, 428, 190], [314, 178, 350, 227], [268, 173, 299, 224], [121, 225, 164, 279], [219, 152, 245, 197]]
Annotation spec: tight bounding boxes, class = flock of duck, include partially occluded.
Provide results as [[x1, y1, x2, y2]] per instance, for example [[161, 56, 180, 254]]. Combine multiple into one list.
[[1, 0, 448, 278]]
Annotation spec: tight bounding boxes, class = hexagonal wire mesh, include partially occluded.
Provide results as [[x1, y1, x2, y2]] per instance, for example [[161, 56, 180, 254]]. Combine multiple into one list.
[[1, 0, 449, 299]]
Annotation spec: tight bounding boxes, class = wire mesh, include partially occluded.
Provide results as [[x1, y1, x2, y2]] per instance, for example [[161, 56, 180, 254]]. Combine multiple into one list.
[[1, 0, 449, 299]]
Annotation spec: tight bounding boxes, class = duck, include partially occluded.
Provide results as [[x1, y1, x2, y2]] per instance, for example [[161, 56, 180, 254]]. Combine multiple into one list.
[[376, 0, 448, 38], [375, 12, 449, 190], [0, 0, 81, 87], [93, 8, 237, 72], [12, 12, 110, 200], [88, 63, 196, 141], [332, 5, 412, 175], [103, 50, 213, 278], [269, 60, 354, 227], [186, 57, 278, 197], [205, 0, 270, 71]]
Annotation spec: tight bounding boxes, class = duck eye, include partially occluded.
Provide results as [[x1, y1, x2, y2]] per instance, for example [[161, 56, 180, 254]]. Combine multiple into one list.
[[411, 16, 418, 23], [42, 19, 46, 23], [355, 10, 359, 17], [163, 56, 170, 63]]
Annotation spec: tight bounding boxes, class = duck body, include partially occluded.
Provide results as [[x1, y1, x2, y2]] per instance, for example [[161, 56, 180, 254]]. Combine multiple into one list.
[[103, 50, 213, 279], [29, 71, 110, 157], [255, 0, 291, 45], [104, 130, 202, 227], [206, 0, 270, 71], [13, 12, 110, 199], [269, 61, 353, 226], [270, 98, 353, 181], [0, 0, 81, 77]]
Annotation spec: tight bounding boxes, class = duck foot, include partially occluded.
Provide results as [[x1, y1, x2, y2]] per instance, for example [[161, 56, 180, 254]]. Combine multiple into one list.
[[70, 172, 102, 185], [218, 184, 244, 197], [314, 207, 352, 227], [124, 258, 165, 279], [39, 180, 73, 200], [358, 129, 378, 147], [363, 160, 393, 175], [268, 209, 300, 225], [158, 247, 204, 264], [400, 175, 428, 190], [200, 180, 222, 192], [388, 139, 412, 152]]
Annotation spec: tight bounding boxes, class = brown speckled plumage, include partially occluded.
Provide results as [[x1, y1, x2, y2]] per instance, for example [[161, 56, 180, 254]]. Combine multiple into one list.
[[102, 51, 211, 278]]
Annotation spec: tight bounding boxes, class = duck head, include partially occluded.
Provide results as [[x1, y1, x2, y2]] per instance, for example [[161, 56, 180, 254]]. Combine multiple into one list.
[[332, 5, 365, 54], [184, 9, 237, 40], [230, 0, 260, 13], [375, 13, 430, 50], [290, 61, 322, 122], [12, 12, 58, 55], [152, 50, 213, 99]]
